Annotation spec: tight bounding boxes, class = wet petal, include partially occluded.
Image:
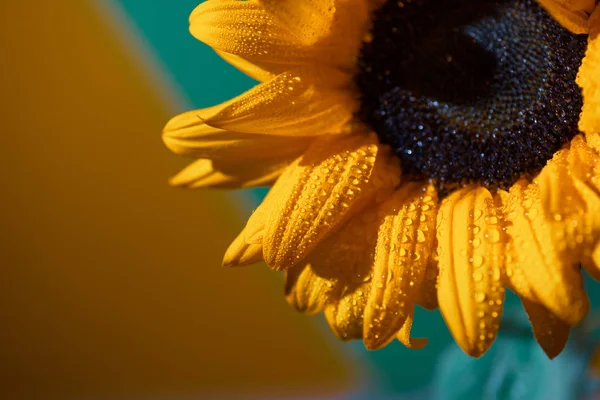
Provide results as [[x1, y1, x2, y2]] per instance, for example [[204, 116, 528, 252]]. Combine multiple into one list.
[[520, 298, 571, 359], [437, 186, 506, 357], [263, 133, 401, 270], [578, 10, 600, 135], [201, 67, 355, 136], [257, 0, 336, 45], [363, 183, 438, 349], [500, 181, 589, 326], [309, 204, 382, 340], [537, 138, 600, 267], [189, 0, 311, 65], [163, 109, 313, 159], [189, 0, 368, 71]]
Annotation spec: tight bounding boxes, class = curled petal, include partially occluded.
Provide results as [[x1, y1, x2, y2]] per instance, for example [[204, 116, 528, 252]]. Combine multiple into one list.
[[201, 67, 355, 136], [396, 308, 428, 350], [500, 181, 589, 326], [363, 183, 438, 349], [437, 187, 506, 357], [263, 133, 401, 270]]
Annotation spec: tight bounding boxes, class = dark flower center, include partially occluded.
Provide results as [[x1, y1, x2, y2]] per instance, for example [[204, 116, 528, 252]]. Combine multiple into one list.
[[356, 0, 588, 192]]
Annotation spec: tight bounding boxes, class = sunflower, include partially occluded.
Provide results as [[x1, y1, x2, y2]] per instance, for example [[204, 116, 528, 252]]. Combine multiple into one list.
[[163, 0, 600, 358]]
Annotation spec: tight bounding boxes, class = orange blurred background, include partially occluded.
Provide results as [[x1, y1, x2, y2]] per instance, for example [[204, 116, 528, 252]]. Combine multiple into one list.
[[0, 1, 355, 398]]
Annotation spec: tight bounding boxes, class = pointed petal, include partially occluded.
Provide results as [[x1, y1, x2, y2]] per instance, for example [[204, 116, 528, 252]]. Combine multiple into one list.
[[201, 67, 355, 136], [521, 298, 571, 359], [363, 183, 438, 349], [437, 186, 506, 357], [578, 10, 600, 135], [263, 133, 401, 270], [169, 158, 290, 189], [163, 109, 314, 159], [396, 308, 428, 350], [500, 181, 589, 326], [223, 231, 264, 267]]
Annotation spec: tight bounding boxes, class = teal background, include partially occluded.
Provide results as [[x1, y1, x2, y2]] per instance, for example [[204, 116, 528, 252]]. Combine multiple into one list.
[[115, 1, 600, 397]]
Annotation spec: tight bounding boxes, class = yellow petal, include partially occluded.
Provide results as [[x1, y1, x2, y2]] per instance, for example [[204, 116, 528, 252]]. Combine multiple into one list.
[[437, 186, 506, 357], [363, 183, 438, 349], [223, 231, 264, 267], [325, 290, 369, 341], [537, 138, 600, 265], [163, 109, 314, 159], [190, 0, 368, 72], [309, 204, 382, 341], [257, 0, 336, 46], [578, 11, 600, 135], [521, 298, 571, 359], [234, 160, 302, 245], [538, 0, 593, 33], [501, 181, 589, 325], [396, 308, 428, 350], [201, 67, 355, 136], [263, 133, 401, 270], [284, 263, 333, 315], [169, 158, 289, 189], [189, 0, 311, 65]]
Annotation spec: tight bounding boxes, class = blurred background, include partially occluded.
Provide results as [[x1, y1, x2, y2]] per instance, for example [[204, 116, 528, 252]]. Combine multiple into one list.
[[1, 1, 599, 399]]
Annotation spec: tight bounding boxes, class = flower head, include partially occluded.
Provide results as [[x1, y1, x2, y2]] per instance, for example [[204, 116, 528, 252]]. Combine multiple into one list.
[[163, 0, 600, 358]]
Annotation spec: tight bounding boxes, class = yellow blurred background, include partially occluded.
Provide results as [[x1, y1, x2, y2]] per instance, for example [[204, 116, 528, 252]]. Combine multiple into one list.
[[0, 1, 354, 398]]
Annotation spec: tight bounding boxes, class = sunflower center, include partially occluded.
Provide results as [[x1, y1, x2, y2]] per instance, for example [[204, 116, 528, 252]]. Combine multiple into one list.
[[356, 0, 587, 191]]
